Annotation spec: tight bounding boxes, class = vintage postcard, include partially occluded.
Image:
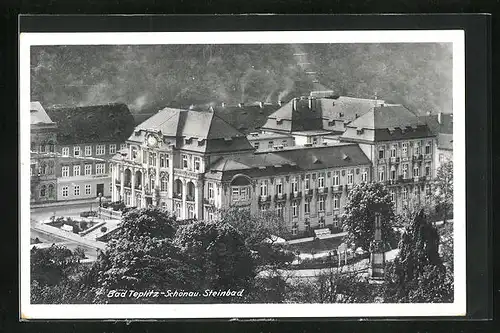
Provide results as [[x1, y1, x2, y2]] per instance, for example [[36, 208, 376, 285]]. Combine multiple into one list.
[[20, 29, 465, 319]]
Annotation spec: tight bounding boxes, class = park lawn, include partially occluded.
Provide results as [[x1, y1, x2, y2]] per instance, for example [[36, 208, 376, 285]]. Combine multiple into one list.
[[287, 237, 344, 254]]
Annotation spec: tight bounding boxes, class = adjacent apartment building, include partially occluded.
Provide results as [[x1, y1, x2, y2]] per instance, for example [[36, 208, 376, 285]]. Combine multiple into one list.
[[30, 102, 58, 203], [45, 103, 135, 201]]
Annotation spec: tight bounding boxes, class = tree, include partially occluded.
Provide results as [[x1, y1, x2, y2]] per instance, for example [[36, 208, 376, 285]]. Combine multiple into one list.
[[432, 160, 453, 224], [30, 244, 95, 304], [383, 209, 453, 303], [174, 220, 255, 296], [92, 207, 195, 303], [30, 244, 80, 286], [115, 206, 178, 241], [218, 207, 288, 248], [342, 182, 397, 252]]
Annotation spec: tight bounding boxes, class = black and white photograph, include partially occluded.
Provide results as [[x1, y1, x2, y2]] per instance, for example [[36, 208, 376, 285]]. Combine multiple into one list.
[[20, 30, 465, 319]]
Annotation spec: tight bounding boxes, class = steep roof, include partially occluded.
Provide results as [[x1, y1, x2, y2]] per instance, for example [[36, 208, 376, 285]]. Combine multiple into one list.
[[212, 104, 280, 134], [340, 104, 435, 142], [209, 143, 371, 178], [46, 103, 135, 144], [318, 96, 384, 123], [350, 104, 425, 130], [262, 96, 384, 133], [30, 101, 54, 125], [419, 113, 453, 135], [136, 107, 246, 140], [262, 98, 324, 132]]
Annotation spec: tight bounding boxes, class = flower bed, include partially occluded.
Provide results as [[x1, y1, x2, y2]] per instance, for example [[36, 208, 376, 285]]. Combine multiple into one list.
[[47, 217, 98, 234]]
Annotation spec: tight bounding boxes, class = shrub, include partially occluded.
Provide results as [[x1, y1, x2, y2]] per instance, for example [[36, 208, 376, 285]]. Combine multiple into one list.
[[80, 211, 98, 218], [72, 224, 81, 234], [100, 226, 108, 233], [73, 246, 86, 259], [80, 221, 88, 230]]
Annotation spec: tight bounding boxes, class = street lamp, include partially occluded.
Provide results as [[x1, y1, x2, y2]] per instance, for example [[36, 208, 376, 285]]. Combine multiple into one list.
[[98, 192, 102, 218]]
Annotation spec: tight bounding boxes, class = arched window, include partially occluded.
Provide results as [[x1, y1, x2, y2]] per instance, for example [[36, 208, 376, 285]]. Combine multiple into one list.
[[135, 170, 142, 189], [188, 205, 195, 219], [174, 179, 183, 198], [231, 176, 251, 202], [40, 185, 46, 197], [48, 184, 55, 198], [187, 181, 195, 201]]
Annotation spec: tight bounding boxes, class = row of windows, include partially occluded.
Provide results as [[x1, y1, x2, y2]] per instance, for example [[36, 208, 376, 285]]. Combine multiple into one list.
[[61, 163, 107, 177], [33, 143, 56, 153], [253, 139, 291, 150], [62, 143, 126, 157], [258, 169, 369, 196], [378, 141, 432, 159], [61, 184, 93, 197], [38, 184, 55, 197], [378, 163, 431, 181], [260, 195, 342, 216], [182, 154, 201, 171]]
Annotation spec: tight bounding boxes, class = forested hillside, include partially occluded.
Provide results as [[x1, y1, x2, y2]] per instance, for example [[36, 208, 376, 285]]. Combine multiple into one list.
[[30, 43, 452, 117]]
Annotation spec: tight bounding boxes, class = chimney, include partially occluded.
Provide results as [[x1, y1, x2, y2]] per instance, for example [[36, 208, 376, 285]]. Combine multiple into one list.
[[278, 100, 283, 107], [426, 110, 431, 116], [221, 102, 226, 108], [259, 101, 264, 108], [292, 98, 297, 111], [438, 112, 442, 124], [238, 102, 244, 108]]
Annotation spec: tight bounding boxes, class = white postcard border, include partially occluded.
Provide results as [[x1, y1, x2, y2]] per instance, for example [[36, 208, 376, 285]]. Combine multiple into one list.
[[20, 30, 466, 319]]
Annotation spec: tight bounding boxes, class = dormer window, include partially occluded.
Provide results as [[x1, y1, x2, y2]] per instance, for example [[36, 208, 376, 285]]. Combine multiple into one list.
[[198, 139, 205, 146], [185, 138, 193, 145], [328, 120, 335, 126], [356, 128, 364, 135], [276, 119, 283, 125], [338, 112, 344, 118]]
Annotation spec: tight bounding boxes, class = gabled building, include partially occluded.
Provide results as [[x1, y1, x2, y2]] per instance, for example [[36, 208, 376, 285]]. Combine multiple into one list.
[[261, 92, 384, 146], [110, 107, 255, 219], [30, 101, 58, 203], [340, 104, 437, 213], [45, 103, 135, 201], [110, 107, 372, 235]]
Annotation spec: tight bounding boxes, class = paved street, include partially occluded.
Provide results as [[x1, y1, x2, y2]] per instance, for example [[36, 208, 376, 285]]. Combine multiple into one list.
[[30, 201, 99, 222]]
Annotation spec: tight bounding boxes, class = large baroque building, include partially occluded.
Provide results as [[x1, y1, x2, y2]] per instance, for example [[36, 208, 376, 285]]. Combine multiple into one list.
[[110, 91, 446, 234], [30, 102, 58, 203], [45, 103, 135, 201]]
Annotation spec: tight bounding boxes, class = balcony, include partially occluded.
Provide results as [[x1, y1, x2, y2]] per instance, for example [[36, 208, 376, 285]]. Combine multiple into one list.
[[173, 192, 182, 200], [398, 176, 413, 184], [331, 185, 343, 193], [203, 198, 215, 206], [290, 191, 302, 200], [389, 157, 400, 164], [304, 189, 314, 197], [274, 193, 287, 202], [258, 195, 272, 203], [424, 154, 432, 160], [123, 182, 132, 189], [316, 187, 327, 195], [412, 154, 423, 161], [186, 195, 195, 202], [417, 176, 427, 183]]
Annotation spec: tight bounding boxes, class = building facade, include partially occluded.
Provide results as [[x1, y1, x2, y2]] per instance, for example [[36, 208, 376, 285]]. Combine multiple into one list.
[[340, 104, 437, 213], [110, 92, 444, 232], [30, 102, 58, 203], [111, 107, 372, 235], [45, 103, 135, 202]]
